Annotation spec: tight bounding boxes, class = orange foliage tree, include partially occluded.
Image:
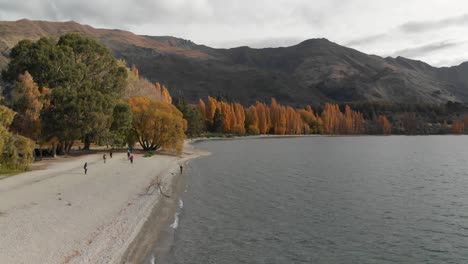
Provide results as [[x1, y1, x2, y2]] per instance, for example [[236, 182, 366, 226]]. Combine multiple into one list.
[[452, 120, 465, 134], [377, 115, 392, 135], [195, 97, 389, 136]]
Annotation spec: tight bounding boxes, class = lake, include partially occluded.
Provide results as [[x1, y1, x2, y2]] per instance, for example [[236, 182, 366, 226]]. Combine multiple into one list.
[[150, 136, 468, 264]]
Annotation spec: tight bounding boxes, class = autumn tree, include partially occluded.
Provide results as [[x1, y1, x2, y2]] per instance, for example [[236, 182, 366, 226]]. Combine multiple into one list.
[[270, 99, 287, 135], [0, 105, 34, 171], [452, 120, 464, 134], [197, 99, 206, 128], [245, 105, 259, 134], [128, 96, 186, 154], [377, 115, 392, 135], [8, 71, 44, 140], [255, 102, 270, 134]]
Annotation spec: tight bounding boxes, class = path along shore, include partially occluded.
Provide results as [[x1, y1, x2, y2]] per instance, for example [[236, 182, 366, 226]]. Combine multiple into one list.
[[0, 142, 207, 264]]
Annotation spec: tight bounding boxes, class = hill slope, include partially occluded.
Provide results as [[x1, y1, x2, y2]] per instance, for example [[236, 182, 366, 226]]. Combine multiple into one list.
[[1, 19, 467, 106]]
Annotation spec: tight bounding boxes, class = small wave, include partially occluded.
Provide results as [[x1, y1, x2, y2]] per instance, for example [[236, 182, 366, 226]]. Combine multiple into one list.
[[179, 199, 184, 209], [170, 212, 180, 229]]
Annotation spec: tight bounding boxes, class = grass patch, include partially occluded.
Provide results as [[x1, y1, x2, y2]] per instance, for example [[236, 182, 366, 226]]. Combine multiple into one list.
[[143, 151, 156, 157], [0, 167, 23, 177]]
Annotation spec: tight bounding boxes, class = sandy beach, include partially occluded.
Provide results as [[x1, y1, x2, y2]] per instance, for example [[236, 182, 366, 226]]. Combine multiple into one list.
[[0, 142, 206, 264]]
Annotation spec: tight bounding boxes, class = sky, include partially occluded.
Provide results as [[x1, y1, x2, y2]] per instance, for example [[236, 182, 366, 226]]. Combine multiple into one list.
[[1, 0, 468, 67]]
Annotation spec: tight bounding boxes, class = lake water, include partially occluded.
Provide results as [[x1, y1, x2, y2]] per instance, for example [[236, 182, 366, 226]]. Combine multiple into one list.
[[151, 136, 468, 264]]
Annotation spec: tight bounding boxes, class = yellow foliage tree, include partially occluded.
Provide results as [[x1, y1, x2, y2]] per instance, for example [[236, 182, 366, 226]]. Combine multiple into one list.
[[0, 105, 34, 171], [10, 71, 44, 140], [128, 96, 186, 154]]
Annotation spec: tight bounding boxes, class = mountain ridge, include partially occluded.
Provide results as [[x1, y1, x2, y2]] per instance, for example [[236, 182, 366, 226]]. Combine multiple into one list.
[[1, 19, 468, 106]]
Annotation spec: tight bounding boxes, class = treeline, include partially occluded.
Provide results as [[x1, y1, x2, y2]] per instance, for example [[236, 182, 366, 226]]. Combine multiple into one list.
[[0, 34, 186, 172], [174, 96, 393, 136], [2, 33, 468, 172]]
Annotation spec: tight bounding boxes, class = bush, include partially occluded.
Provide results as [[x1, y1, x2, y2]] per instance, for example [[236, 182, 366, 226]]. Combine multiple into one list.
[[143, 150, 156, 157], [247, 125, 260, 135]]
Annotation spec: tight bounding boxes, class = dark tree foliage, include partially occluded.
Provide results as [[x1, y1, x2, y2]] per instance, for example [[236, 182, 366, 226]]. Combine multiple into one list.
[[210, 108, 224, 133], [174, 97, 204, 137], [110, 102, 133, 147], [3, 34, 127, 153]]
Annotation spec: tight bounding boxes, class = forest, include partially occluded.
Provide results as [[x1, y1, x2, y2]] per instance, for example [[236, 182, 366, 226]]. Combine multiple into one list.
[[0, 33, 467, 173]]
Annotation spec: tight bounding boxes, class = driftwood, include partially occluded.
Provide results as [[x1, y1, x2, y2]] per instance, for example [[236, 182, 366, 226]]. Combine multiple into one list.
[[146, 176, 171, 198]]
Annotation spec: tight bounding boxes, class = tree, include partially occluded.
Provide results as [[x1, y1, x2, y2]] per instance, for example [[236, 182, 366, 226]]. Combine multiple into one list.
[[3, 34, 128, 153], [8, 72, 44, 140], [245, 105, 259, 135], [128, 96, 186, 154], [0, 105, 34, 171], [109, 102, 133, 147], [377, 115, 392, 135], [452, 120, 464, 134], [175, 97, 204, 137], [211, 108, 224, 133]]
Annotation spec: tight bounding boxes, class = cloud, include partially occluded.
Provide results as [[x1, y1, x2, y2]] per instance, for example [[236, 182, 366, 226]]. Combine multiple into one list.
[[1, 0, 468, 66], [345, 34, 388, 47], [211, 37, 304, 49], [399, 13, 468, 33], [390, 41, 463, 58]]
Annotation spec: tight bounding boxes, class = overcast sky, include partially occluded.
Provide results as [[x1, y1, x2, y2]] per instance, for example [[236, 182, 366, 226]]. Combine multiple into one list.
[[1, 0, 468, 66]]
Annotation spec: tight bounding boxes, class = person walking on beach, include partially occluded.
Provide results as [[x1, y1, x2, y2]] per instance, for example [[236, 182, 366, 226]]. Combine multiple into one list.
[[180, 165, 183, 174], [127, 149, 131, 160], [129, 154, 134, 164], [103, 154, 107, 163], [110, 150, 113, 159], [84, 162, 88, 175]]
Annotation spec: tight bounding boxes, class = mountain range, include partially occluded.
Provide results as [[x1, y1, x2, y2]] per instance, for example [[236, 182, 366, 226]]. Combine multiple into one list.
[[1, 19, 468, 106]]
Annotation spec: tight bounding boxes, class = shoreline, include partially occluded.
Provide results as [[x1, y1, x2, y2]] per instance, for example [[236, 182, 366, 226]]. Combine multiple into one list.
[[118, 142, 209, 264], [0, 142, 209, 264]]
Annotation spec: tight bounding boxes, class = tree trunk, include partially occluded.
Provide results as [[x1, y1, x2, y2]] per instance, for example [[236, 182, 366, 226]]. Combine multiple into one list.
[[52, 144, 57, 158], [84, 135, 91, 150], [39, 143, 43, 161]]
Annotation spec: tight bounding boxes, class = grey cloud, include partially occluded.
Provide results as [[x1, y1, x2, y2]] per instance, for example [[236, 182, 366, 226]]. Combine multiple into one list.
[[345, 33, 388, 47], [212, 37, 304, 49], [400, 13, 468, 33], [391, 41, 462, 58], [0, 0, 468, 66]]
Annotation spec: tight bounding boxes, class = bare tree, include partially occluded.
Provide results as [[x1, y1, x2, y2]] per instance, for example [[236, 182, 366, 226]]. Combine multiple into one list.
[[145, 176, 171, 198]]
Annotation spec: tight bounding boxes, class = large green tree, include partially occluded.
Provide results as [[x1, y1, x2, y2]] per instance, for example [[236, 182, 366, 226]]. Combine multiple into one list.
[[2, 34, 127, 153], [109, 102, 133, 147]]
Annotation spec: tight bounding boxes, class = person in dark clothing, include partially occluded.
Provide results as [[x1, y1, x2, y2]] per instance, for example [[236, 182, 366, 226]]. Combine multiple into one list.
[[103, 154, 107, 163], [127, 149, 131, 160], [110, 151, 113, 158], [84, 162, 88, 175], [180, 165, 183, 174]]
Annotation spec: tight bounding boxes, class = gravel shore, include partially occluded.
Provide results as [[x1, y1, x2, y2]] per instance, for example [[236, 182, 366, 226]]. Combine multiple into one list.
[[0, 143, 205, 264]]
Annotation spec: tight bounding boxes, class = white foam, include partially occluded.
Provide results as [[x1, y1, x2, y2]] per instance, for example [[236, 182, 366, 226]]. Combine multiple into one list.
[[150, 254, 156, 264], [170, 212, 179, 229], [179, 199, 184, 209]]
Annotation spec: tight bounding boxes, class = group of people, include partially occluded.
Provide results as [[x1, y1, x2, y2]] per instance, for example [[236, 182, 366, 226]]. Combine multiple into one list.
[[83, 149, 134, 174]]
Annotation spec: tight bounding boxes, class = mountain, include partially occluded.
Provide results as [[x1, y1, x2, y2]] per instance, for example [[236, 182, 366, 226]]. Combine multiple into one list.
[[1, 19, 467, 106]]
